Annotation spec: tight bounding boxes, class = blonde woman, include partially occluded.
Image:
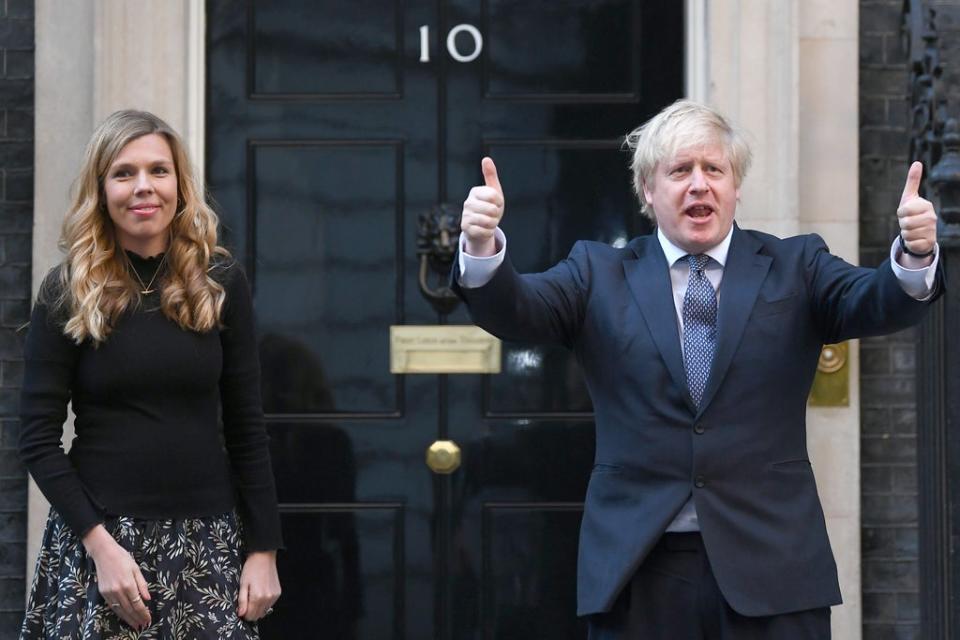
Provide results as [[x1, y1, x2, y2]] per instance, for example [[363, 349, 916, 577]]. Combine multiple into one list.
[[18, 110, 282, 638]]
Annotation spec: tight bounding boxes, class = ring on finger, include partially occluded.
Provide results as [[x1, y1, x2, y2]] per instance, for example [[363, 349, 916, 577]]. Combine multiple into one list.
[[108, 602, 121, 609], [265, 607, 274, 615], [130, 595, 142, 603]]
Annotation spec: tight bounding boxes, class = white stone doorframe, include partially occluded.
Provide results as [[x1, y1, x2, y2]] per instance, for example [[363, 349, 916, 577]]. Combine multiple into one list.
[[32, 3, 860, 637]]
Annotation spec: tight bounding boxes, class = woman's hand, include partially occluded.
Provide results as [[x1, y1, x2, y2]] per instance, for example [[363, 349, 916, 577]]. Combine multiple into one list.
[[237, 550, 281, 622], [82, 524, 152, 631]]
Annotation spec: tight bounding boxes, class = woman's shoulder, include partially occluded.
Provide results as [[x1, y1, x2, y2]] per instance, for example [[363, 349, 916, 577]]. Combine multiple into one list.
[[37, 263, 65, 292], [36, 264, 69, 307], [206, 253, 254, 325], [207, 253, 250, 295], [32, 264, 72, 327]]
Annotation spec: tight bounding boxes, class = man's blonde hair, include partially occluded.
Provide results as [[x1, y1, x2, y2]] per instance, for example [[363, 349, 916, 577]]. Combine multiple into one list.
[[625, 99, 752, 218]]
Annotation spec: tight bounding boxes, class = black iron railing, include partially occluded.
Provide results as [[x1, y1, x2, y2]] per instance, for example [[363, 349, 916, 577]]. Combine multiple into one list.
[[903, 0, 959, 637]]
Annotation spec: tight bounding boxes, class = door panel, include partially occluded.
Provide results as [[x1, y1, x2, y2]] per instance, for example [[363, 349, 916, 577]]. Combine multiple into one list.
[[207, 1, 683, 637], [483, 0, 639, 98], [482, 504, 584, 636], [250, 1, 403, 98], [254, 142, 404, 415]]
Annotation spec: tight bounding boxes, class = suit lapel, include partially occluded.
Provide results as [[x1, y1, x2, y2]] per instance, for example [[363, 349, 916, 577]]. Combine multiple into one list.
[[623, 235, 696, 415], [696, 225, 771, 415]]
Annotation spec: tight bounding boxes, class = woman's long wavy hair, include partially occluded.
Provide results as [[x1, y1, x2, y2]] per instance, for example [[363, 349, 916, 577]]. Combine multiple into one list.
[[51, 110, 230, 344]]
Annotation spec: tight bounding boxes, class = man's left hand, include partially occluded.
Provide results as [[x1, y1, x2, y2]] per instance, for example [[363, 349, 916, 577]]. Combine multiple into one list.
[[897, 161, 938, 266]]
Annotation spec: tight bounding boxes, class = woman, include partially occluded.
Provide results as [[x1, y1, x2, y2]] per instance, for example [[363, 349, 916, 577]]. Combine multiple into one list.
[[18, 110, 282, 638]]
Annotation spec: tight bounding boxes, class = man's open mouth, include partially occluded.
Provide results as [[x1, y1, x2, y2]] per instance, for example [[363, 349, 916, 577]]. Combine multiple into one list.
[[685, 204, 714, 218]]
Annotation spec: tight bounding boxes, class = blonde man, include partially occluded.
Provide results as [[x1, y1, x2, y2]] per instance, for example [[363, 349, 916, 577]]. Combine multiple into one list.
[[454, 99, 941, 639]]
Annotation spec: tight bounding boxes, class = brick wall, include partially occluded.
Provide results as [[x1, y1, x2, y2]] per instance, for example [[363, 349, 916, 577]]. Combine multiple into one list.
[[0, 0, 32, 635], [858, 1, 954, 638]]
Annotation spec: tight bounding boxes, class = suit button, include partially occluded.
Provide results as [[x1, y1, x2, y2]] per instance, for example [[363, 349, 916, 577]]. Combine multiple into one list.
[[694, 475, 706, 488], [694, 423, 705, 434]]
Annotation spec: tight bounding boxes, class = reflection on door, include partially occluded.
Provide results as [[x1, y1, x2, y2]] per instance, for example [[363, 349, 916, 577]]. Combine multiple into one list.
[[206, 1, 683, 637]]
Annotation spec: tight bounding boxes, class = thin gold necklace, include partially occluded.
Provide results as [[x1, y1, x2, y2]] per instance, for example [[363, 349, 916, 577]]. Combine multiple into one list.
[[127, 252, 166, 295]]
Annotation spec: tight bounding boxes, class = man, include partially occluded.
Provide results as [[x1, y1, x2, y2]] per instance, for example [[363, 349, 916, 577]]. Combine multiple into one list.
[[452, 100, 941, 639]]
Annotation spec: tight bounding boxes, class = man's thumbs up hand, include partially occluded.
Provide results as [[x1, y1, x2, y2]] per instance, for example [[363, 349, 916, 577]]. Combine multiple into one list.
[[482, 156, 502, 194], [897, 161, 938, 262], [461, 157, 505, 257]]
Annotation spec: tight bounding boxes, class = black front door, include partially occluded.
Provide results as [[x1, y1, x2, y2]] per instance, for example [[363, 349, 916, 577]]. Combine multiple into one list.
[[206, 2, 682, 637]]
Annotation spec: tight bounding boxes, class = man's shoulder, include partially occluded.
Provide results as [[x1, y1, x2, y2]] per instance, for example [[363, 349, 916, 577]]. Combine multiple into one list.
[[568, 237, 648, 262], [738, 227, 828, 255]]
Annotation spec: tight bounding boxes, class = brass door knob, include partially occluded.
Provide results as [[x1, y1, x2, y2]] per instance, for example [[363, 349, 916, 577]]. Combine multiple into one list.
[[426, 440, 461, 474]]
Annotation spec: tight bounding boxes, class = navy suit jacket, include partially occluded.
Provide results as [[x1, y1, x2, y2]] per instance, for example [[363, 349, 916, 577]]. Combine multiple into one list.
[[453, 224, 942, 617]]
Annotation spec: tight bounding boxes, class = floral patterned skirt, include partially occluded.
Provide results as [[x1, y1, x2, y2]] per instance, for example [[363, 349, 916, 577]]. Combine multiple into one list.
[[20, 509, 259, 640]]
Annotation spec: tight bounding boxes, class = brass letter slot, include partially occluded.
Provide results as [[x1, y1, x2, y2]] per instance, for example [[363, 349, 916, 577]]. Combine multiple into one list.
[[390, 325, 501, 374]]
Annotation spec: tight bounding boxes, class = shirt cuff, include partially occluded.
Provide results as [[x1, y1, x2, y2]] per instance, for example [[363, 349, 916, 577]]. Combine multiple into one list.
[[889, 237, 939, 301], [458, 228, 506, 289]]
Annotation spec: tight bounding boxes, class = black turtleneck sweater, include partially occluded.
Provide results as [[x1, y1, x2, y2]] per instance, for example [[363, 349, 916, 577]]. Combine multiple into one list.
[[18, 252, 282, 551]]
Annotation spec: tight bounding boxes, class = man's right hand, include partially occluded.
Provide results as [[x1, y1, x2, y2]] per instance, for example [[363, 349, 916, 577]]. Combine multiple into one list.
[[82, 524, 152, 631], [461, 157, 504, 257]]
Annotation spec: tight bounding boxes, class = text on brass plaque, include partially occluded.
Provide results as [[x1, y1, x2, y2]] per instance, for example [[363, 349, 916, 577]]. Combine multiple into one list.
[[390, 325, 501, 374]]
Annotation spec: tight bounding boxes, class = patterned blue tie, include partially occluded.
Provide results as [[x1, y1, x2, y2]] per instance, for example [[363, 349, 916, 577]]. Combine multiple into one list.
[[683, 254, 717, 407]]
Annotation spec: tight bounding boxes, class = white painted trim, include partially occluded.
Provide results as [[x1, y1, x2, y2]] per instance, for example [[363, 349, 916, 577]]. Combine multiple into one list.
[[685, 0, 708, 102], [30, 0, 96, 593], [187, 0, 206, 185]]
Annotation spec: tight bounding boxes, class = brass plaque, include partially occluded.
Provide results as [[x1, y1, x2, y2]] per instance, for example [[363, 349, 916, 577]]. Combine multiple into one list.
[[390, 325, 501, 374], [808, 342, 849, 407]]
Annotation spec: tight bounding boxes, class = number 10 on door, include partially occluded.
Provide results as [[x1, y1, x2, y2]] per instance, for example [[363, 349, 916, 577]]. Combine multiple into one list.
[[419, 24, 484, 63]]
